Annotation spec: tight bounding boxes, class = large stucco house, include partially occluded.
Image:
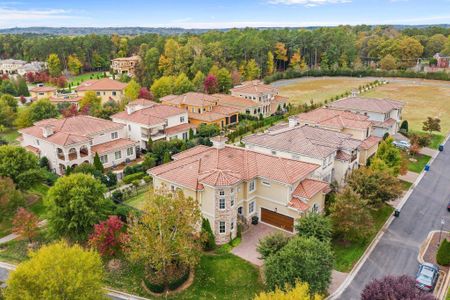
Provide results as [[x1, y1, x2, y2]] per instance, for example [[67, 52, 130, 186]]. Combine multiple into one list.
[[30, 86, 57, 101], [161, 92, 240, 129], [76, 78, 127, 103], [148, 136, 329, 244], [111, 99, 196, 150], [0, 59, 26, 74], [19, 115, 138, 175], [111, 55, 140, 77], [230, 80, 288, 117], [296, 107, 381, 165], [327, 97, 404, 137], [242, 118, 363, 186]]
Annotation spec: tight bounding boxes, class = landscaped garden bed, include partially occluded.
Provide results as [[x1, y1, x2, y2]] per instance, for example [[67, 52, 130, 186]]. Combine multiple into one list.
[[405, 153, 431, 173]]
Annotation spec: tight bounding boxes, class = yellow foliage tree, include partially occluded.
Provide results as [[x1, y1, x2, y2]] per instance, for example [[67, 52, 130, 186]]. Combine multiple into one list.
[[254, 281, 323, 300]]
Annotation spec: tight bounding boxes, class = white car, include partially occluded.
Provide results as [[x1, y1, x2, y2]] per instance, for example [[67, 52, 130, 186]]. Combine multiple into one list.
[[393, 140, 411, 150]]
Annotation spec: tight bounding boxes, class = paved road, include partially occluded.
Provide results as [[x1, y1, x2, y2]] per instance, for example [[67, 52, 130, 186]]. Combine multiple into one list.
[[339, 138, 450, 299]]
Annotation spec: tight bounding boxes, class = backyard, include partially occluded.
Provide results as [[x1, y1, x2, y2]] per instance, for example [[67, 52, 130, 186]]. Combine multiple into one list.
[[68, 71, 106, 85], [0, 128, 20, 145]]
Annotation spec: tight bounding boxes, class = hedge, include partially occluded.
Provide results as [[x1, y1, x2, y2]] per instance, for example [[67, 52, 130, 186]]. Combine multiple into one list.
[[167, 270, 190, 290], [143, 270, 190, 293], [122, 172, 145, 184], [264, 68, 450, 84], [436, 239, 450, 266], [143, 277, 164, 294]]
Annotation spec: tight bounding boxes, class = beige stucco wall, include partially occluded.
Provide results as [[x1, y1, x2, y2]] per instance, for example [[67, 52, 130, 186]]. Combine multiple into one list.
[[77, 89, 124, 104]]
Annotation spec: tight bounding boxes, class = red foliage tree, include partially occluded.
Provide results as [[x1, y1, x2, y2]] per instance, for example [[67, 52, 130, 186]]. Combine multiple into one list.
[[138, 87, 153, 100], [62, 104, 79, 118], [12, 207, 39, 243], [361, 275, 436, 300], [25, 72, 35, 83], [231, 70, 241, 85], [1, 74, 9, 80], [19, 96, 26, 104], [88, 215, 128, 258], [56, 76, 68, 88], [204, 74, 219, 94]]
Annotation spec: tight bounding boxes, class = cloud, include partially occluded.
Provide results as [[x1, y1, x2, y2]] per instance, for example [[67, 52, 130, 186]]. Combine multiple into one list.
[[267, 0, 351, 7]]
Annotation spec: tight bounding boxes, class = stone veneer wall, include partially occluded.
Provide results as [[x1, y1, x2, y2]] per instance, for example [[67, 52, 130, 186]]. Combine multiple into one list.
[[213, 186, 238, 244]]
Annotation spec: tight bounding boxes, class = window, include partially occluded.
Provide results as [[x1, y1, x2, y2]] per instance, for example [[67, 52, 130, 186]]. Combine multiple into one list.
[[271, 150, 277, 155], [230, 194, 235, 207], [191, 108, 195, 113], [111, 132, 118, 139], [100, 155, 108, 163], [96, 92, 100, 96], [219, 222, 226, 234], [249, 180, 256, 192], [180, 116, 185, 122], [128, 124, 131, 131], [112, 91, 117, 96], [219, 190, 225, 196], [35, 139, 40, 145], [182, 132, 188, 140], [312, 203, 320, 213], [231, 221, 234, 231], [114, 151, 122, 160], [219, 198, 225, 210], [127, 147, 134, 156], [262, 180, 271, 187], [249, 201, 255, 214]]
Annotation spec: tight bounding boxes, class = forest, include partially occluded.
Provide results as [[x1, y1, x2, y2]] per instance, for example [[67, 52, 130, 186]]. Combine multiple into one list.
[[1, 25, 450, 88]]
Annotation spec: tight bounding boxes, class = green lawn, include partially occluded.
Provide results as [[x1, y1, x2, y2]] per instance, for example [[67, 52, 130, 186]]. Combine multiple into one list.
[[429, 133, 445, 149], [123, 187, 148, 210], [0, 128, 20, 145], [0, 230, 52, 264], [400, 180, 413, 191], [68, 72, 106, 84], [333, 204, 394, 272], [406, 154, 431, 173]]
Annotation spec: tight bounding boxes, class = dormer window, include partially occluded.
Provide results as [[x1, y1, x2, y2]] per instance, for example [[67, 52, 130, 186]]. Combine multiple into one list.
[[111, 132, 118, 139]]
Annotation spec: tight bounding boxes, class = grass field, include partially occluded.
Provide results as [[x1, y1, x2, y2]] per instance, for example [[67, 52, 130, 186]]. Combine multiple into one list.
[[406, 153, 431, 173], [0, 128, 20, 145], [123, 187, 148, 210], [332, 204, 394, 272], [68, 71, 106, 84], [275, 77, 373, 106]]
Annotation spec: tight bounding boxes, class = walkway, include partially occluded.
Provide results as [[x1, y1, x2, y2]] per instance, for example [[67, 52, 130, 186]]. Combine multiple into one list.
[[398, 171, 419, 183]]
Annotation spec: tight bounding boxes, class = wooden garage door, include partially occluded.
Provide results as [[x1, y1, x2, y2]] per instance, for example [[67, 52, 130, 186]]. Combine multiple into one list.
[[261, 208, 294, 232]]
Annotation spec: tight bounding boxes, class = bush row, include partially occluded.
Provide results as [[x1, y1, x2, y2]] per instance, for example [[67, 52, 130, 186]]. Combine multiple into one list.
[[122, 172, 145, 184]]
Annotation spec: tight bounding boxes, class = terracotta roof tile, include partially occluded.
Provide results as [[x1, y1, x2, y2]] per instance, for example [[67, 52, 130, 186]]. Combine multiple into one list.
[[360, 136, 382, 150], [372, 118, 396, 128], [91, 138, 137, 154], [164, 123, 196, 136], [161, 92, 218, 107], [212, 94, 259, 108], [292, 179, 329, 200], [30, 86, 56, 93], [231, 81, 278, 95], [149, 145, 319, 190], [111, 104, 185, 126], [298, 107, 372, 130], [328, 97, 404, 114], [76, 78, 127, 91]]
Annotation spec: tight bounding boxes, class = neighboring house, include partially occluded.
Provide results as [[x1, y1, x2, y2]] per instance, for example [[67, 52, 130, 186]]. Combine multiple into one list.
[[212, 93, 263, 117], [49, 95, 83, 109], [111, 98, 196, 150], [161, 92, 240, 129], [242, 118, 362, 186], [148, 136, 329, 243], [230, 80, 288, 117], [296, 107, 381, 165], [76, 78, 127, 103], [19, 115, 138, 175], [111, 55, 140, 77], [327, 96, 404, 137], [17, 61, 47, 76], [433, 53, 449, 68], [30, 86, 57, 100], [0, 59, 26, 74]]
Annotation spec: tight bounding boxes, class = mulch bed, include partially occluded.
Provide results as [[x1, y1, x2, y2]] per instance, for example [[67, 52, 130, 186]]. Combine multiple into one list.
[[423, 232, 449, 274]]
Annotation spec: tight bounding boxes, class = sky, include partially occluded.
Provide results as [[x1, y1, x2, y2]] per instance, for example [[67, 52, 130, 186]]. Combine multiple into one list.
[[0, 0, 450, 29]]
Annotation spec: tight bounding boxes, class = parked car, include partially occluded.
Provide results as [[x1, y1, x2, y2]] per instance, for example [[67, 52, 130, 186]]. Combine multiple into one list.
[[393, 140, 411, 150], [415, 263, 439, 291], [447, 201, 450, 212]]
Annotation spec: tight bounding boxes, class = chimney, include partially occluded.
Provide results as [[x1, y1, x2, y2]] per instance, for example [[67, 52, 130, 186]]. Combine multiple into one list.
[[42, 125, 54, 138], [288, 116, 298, 128], [211, 136, 228, 149], [126, 105, 136, 115]]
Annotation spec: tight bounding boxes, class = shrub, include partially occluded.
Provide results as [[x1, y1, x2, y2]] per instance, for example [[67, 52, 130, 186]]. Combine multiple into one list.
[[122, 172, 145, 184], [436, 239, 450, 266], [257, 232, 290, 259], [201, 218, 216, 251], [295, 213, 333, 243], [111, 190, 123, 203], [143, 175, 152, 183], [168, 270, 190, 290], [361, 275, 435, 300], [123, 164, 144, 176], [399, 120, 409, 133], [88, 215, 128, 258], [12, 208, 39, 243], [143, 277, 165, 293]]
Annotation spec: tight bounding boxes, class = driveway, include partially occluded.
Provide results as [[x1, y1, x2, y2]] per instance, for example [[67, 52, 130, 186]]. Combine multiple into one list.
[[232, 223, 290, 266], [337, 137, 450, 299]]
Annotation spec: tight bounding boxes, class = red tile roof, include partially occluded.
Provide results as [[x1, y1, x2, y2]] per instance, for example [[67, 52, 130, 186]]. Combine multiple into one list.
[[111, 104, 185, 126], [91, 138, 137, 154], [25, 145, 40, 155], [128, 98, 158, 107], [149, 145, 319, 189], [30, 86, 56, 93], [19, 116, 124, 147], [231, 80, 278, 95], [164, 123, 196, 136], [212, 94, 259, 109], [76, 78, 127, 92], [289, 179, 330, 211], [161, 92, 218, 107], [49, 96, 82, 103], [360, 136, 381, 150], [298, 107, 372, 130], [328, 97, 404, 114], [372, 118, 396, 129]]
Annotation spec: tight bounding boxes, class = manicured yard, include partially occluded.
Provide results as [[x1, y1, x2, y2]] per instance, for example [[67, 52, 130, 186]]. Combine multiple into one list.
[[406, 153, 431, 173], [333, 204, 394, 272], [0, 128, 20, 145], [275, 76, 373, 106], [400, 180, 413, 191], [68, 71, 106, 84], [105, 250, 264, 300], [0, 230, 52, 264], [123, 187, 149, 210], [429, 133, 445, 149]]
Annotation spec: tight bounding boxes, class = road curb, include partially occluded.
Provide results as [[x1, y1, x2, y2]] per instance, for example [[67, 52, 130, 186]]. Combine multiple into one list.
[[327, 134, 449, 300]]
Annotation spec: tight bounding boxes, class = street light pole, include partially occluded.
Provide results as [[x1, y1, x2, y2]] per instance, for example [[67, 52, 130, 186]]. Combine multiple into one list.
[[438, 218, 445, 245]]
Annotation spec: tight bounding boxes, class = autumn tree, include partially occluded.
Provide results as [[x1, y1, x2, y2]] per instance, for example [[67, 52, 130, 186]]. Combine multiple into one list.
[[0, 177, 25, 222], [67, 54, 83, 75], [4, 241, 105, 300], [47, 53, 62, 77], [295, 213, 333, 243], [347, 167, 402, 206], [245, 59, 260, 80], [422, 117, 441, 135], [125, 188, 202, 288], [138, 87, 153, 100], [79, 91, 102, 116], [124, 79, 141, 100], [45, 173, 111, 241], [274, 42, 288, 71], [192, 70, 206, 92], [380, 54, 397, 70], [266, 51, 275, 75], [217, 67, 233, 93], [12, 208, 39, 243], [204, 74, 219, 94], [330, 187, 374, 242], [150, 75, 174, 99], [0, 145, 39, 183], [425, 34, 447, 57], [370, 137, 402, 176], [174, 72, 194, 94], [89, 215, 128, 258], [361, 275, 435, 300], [264, 236, 333, 295], [394, 36, 424, 68], [254, 281, 323, 300]]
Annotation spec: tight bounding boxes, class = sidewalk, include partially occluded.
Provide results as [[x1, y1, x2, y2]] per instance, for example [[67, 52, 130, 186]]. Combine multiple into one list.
[[399, 170, 419, 183], [420, 147, 438, 157]]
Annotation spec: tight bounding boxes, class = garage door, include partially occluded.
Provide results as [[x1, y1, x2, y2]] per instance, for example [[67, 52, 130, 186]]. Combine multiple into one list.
[[261, 208, 294, 232]]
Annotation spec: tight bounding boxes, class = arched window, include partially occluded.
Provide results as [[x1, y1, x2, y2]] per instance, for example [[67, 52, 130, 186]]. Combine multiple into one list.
[[80, 145, 89, 157], [57, 148, 65, 160], [68, 148, 77, 161]]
